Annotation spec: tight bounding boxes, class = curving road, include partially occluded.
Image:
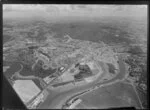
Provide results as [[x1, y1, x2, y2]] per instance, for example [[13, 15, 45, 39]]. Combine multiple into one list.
[[38, 55, 132, 109], [3, 55, 142, 109]]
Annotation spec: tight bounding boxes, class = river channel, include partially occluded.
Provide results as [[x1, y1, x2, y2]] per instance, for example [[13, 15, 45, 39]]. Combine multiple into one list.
[[4, 55, 137, 109], [38, 55, 128, 109]]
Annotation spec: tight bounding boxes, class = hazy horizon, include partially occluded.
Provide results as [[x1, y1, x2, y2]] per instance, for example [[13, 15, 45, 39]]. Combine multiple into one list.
[[3, 5, 147, 22]]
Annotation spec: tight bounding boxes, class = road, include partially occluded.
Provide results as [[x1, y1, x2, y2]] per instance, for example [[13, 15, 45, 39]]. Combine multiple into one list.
[[38, 55, 131, 109], [3, 55, 142, 109]]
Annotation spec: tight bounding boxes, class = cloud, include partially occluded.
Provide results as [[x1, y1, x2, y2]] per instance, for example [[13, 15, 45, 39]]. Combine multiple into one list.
[[3, 4, 45, 11], [3, 4, 147, 18]]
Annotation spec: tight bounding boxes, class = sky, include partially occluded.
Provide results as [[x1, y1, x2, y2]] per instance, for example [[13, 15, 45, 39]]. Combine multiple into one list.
[[3, 4, 147, 11], [3, 5, 147, 20]]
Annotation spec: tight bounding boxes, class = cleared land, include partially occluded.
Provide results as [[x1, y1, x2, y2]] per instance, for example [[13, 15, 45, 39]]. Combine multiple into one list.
[[13, 80, 41, 103], [76, 82, 142, 109]]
